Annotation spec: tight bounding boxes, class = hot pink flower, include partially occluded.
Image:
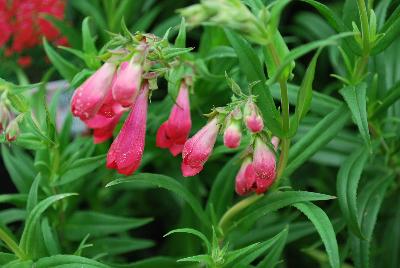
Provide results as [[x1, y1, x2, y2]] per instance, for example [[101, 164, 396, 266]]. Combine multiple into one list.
[[156, 82, 191, 156], [85, 112, 122, 144], [244, 101, 264, 133], [106, 83, 149, 175], [181, 118, 219, 177], [71, 62, 116, 120], [223, 122, 241, 148], [251, 137, 279, 193], [112, 61, 142, 107]]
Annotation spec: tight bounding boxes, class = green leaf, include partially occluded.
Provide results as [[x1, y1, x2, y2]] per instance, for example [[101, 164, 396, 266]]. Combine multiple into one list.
[[86, 237, 154, 257], [55, 154, 106, 186], [116, 256, 192, 268], [19, 193, 77, 257], [0, 194, 27, 206], [236, 227, 288, 268], [69, 0, 107, 30], [204, 46, 237, 61], [64, 211, 152, 241], [43, 38, 79, 82], [372, 5, 400, 54], [82, 17, 100, 69], [337, 146, 369, 238], [178, 255, 213, 266], [107, 173, 210, 227], [225, 30, 282, 136], [1, 145, 34, 193], [163, 47, 193, 59], [291, 50, 321, 135], [339, 83, 370, 146], [41, 217, 61, 256], [224, 191, 335, 233], [351, 174, 394, 268], [255, 228, 289, 268], [286, 105, 350, 176], [7, 93, 29, 113], [34, 255, 108, 268], [371, 80, 400, 117], [293, 202, 340, 268], [175, 18, 186, 48], [26, 174, 41, 213]]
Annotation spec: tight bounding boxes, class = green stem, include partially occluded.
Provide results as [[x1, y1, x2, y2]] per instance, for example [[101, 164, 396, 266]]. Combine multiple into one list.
[[218, 194, 263, 234], [0, 227, 27, 260]]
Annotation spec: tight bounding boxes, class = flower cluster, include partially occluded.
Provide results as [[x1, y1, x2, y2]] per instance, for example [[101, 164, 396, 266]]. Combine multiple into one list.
[[0, 0, 67, 67], [71, 33, 193, 176], [180, 95, 279, 195]]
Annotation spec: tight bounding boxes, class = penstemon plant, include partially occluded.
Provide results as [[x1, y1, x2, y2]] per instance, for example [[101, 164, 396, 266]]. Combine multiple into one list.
[[0, 0, 399, 267]]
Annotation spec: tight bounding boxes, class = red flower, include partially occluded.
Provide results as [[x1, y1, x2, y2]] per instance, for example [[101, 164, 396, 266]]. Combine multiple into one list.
[[112, 61, 142, 107], [106, 83, 149, 175], [223, 121, 241, 148], [235, 157, 253, 195], [156, 82, 191, 156], [17, 56, 32, 68], [84, 112, 122, 144], [181, 118, 219, 177], [71, 62, 116, 120]]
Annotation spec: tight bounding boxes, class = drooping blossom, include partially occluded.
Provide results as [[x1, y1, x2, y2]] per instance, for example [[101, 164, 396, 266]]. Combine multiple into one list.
[[235, 157, 253, 195], [156, 82, 191, 156], [244, 100, 264, 133], [106, 83, 149, 175], [84, 112, 122, 144], [251, 137, 279, 192], [112, 60, 142, 107], [71, 62, 116, 120], [181, 118, 219, 177]]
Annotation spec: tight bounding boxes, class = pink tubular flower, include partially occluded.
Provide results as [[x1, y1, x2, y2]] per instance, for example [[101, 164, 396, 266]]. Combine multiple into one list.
[[235, 158, 253, 195], [181, 118, 219, 177], [106, 83, 149, 175], [223, 121, 241, 148], [251, 137, 279, 193], [71, 62, 116, 120], [244, 101, 264, 133], [156, 82, 191, 156], [84, 112, 122, 144], [112, 61, 142, 107]]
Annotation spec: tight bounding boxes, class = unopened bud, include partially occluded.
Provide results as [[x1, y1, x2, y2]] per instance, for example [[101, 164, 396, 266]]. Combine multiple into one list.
[[5, 118, 20, 142], [244, 101, 264, 133]]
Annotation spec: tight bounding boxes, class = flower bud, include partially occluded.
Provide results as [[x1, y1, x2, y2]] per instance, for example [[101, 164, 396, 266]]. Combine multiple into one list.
[[252, 137, 277, 192], [181, 118, 219, 177], [235, 157, 253, 196], [0, 103, 10, 132], [5, 117, 20, 142], [223, 121, 241, 148], [244, 101, 264, 133], [112, 60, 142, 107]]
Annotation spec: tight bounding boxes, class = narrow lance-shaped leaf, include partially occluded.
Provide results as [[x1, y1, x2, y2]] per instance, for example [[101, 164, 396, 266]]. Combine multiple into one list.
[[175, 18, 186, 48], [339, 83, 370, 146], [337, 145, 369, 238], [293, 202, 340, 268], [164, 228, 211, 253], [43, 38, 79, 82], [254, 227, 289, 268]]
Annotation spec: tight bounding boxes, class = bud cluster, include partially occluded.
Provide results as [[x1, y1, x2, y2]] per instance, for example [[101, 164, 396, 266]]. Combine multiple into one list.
[[0, 93, 22, 142]]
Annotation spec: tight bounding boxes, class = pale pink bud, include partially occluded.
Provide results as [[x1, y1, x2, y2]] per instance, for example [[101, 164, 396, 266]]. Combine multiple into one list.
[[0, 103, 10, 132], [112, 61, 142, 107], [156, 82, 191, 156], [244, 101, 264, 133], [5, 118, 20, 142], [252, 138, 277, 191], [223, 121, 241, 149], [71, 62, 116, 120], [181, 118, 219, 177], [106, 83, 149, 175]]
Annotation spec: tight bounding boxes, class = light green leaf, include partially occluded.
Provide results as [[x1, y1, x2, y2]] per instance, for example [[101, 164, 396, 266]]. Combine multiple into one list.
[[175, 18, 186, 48], [86, 237, 154, 257], [339, 83, 370, 146], [19, 194, 77, 257], [255, 228, 289, 268], [337, 146, 369, 238], [293, 202, 340, 268], [165, 228, 211, 253], [34, 255, 108, 268], [43, 38, 79, 82]]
